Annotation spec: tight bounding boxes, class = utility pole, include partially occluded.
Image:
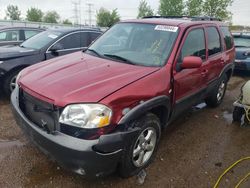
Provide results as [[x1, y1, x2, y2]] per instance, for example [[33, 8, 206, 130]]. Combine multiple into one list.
[[79, 0, 82, 26], [72, 1, 79, 25], [86, 3, 93, 26]]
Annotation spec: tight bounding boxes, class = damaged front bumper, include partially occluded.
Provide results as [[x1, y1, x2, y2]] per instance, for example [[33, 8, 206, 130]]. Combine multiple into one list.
[[11, 88, 139, 178]]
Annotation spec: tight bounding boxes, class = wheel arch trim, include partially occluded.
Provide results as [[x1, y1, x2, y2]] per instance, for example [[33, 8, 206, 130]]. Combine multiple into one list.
[[118, 95, 171, 126]]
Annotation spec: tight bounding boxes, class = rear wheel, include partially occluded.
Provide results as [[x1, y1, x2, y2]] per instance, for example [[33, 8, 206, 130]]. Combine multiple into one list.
[[3, 70, 20, 96], [119, 113, 161, 178], [205, 74, 228, 108]]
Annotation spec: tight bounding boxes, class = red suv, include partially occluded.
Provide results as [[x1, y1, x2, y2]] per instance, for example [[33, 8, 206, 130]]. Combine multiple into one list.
[[11, 16, 235, 178]]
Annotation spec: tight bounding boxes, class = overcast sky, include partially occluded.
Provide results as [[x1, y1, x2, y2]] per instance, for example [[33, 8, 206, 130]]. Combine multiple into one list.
[[0, 0, 249, 26]]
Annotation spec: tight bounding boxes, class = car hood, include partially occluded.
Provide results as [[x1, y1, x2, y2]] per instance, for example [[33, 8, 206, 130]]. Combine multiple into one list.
[[235, 47, 250, 60], [0, 45, 39, 60], [19, 52, 160, 106]]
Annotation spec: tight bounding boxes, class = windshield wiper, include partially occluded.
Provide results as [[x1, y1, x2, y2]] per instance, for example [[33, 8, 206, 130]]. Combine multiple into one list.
[[103, 54, 136, 65], [86, 48, 102, 57]]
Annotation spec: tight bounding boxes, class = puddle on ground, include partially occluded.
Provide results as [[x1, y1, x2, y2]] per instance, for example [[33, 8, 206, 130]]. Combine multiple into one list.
[[0, 139, 24, 149], [223, 111, 233, 124]]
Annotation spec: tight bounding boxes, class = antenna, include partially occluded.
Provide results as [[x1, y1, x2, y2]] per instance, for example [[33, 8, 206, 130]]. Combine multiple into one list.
[[86, 3, 94, 26]]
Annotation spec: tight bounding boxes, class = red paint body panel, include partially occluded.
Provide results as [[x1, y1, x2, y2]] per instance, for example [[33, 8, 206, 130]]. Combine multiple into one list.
[[19, 52, 160, 107], [101, 66, 171, 124]]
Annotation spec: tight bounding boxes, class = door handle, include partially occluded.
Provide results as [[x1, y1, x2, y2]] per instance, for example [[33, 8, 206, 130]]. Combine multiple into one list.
[[201, 69, 208, 76]]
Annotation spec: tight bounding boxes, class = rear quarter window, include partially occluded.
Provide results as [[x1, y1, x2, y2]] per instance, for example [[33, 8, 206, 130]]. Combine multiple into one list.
[[0, 30, 19, 41], [220, 26, 234, 50]]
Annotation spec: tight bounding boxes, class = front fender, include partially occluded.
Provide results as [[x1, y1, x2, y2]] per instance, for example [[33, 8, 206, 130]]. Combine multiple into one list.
[[118, 95, 170, 125]]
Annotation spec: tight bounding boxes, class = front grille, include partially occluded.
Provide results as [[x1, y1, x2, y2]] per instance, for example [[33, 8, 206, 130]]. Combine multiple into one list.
[[19, 88, 58, 133]]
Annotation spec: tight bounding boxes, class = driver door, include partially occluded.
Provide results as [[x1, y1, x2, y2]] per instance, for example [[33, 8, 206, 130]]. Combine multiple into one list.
[[173, 27, 208, 116]]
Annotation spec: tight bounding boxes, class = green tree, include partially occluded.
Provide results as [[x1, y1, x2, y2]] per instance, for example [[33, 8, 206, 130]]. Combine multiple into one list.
[[62, 19, 72, 25], [186, 0, 203, 16], [43, 11, 60, 23], [203, 0, 233, 20], [137, 0, 154, 18], [26, 7, 43, 22], [159, 0, 184, 16], [6, 5, 21, 20], [96, 8, 120, 27]]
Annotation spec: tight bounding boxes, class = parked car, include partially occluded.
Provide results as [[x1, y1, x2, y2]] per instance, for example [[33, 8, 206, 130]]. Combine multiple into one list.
[[11, 16, 235, 178], [233, 32, 250, 71], [0, 28, 102, 95], [0, 26, 44, 46]]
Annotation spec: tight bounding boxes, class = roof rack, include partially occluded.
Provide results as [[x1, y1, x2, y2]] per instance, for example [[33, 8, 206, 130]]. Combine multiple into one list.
[[142, 16, 222, 21]]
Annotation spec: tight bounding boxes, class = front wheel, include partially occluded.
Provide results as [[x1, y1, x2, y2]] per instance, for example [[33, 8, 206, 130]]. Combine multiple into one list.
[[119, 113, 161, 178], [205, 74, 228, 108]]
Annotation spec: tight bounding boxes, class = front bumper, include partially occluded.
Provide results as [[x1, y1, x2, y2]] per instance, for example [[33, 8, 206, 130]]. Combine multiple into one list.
[[11, 88, 139, 177]]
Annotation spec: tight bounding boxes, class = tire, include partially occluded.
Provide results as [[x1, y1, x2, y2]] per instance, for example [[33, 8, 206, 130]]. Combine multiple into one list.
[[119, 113, 161, 178], [233, 107, 244, 122], [205, 74, 228, 108], [3, 70, 20, 97]]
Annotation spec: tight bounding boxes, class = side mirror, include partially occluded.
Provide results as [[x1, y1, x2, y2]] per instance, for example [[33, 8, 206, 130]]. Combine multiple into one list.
[[181, 56, 202, 69], [49, 43, 63, 52]]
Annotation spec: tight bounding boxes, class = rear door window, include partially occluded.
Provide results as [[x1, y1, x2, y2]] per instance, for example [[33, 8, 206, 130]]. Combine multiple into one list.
[[220, 27, 234, 50], [79, 32, 88, 47], [89, 32, 101, 44], [206, 27, 222, 56]]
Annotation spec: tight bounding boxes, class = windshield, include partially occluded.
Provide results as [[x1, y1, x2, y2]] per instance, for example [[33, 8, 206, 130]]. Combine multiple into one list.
[[87, 23, 179, 67], [21, 30, 62, 50], [234, 36, 250, 48]]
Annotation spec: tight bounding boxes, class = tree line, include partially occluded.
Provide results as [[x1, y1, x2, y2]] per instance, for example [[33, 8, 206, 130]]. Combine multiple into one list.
[[5, 5, 72, 25], [138, 0, 233, 20], [97, 0, 233, 27], [3, 0, 233, 27]]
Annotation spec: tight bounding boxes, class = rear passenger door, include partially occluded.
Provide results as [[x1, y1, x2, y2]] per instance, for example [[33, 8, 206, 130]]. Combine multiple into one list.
[[173, 26, 207, 115], [220, 26, 235, 67], [204, 26, 223, 85]]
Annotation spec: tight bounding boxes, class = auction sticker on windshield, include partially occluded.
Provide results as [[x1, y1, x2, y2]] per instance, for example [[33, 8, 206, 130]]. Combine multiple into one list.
[[155, 25, 178, 32], [48, 34, 59, 39]]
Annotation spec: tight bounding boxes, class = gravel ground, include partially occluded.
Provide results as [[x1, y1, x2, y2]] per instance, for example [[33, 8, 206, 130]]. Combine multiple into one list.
[[1, 75, 250, 188]]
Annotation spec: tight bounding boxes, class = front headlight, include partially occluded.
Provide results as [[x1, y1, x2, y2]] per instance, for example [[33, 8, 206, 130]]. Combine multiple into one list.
[[0, 61, 3, 65], [59, 104, 112, 129]]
